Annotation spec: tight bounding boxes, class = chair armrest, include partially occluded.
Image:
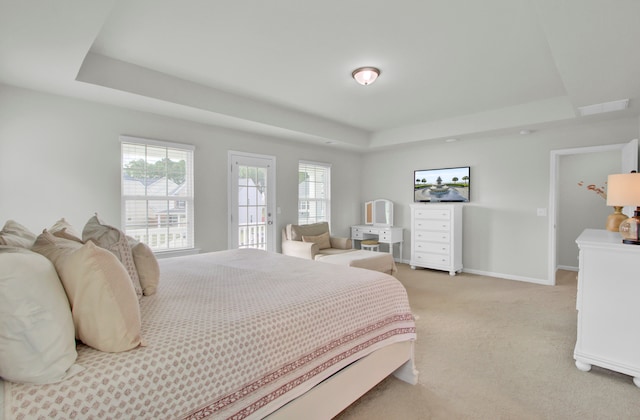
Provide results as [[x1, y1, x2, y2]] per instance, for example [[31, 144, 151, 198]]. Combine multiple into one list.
[[282, 240, 319, 259], [330, 236, 352, 249]]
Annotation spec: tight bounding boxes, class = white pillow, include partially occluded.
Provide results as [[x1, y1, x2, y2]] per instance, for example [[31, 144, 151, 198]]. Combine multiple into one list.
[[0, 220, 36, 248], [0, 247, 80, 384], [32, 231, 144, 353]]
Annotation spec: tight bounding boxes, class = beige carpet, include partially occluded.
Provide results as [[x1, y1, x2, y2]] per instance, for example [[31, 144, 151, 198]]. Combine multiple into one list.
[[335, 264, 640, 419]]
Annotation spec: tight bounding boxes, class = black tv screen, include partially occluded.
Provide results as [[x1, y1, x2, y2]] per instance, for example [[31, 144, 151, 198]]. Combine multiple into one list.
[[414, 166, 470, 202]]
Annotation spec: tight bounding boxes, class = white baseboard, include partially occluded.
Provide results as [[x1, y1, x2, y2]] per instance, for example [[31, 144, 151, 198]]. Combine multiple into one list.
[[461, 268, 552, 285], [399, 259, 552, 285], [557, 265, 578, 272]]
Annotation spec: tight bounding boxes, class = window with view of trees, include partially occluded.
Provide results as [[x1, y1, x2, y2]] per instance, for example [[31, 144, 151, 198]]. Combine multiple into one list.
[[298, 161, 331, 225], [121, 136, 194, 252]]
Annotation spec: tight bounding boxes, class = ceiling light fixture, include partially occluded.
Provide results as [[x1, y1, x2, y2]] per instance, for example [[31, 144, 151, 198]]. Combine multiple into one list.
[[352, 67, 380, 86]]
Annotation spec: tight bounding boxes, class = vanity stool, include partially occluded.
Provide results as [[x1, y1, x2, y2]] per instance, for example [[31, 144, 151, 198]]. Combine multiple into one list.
[[361, 239, 380, 252]]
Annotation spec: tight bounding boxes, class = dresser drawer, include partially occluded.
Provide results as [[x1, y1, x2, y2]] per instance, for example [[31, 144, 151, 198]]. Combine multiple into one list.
[[351, 230, 364, 239], [414, 220, 451, 231], [414, 241, 450, 255], [414, 208, 451, 220], [413, 252, 450, 266], [414, 231, 450, 243]]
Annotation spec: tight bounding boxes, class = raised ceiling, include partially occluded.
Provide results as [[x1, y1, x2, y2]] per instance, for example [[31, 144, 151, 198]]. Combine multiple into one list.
[[1, 0, 639, 150]]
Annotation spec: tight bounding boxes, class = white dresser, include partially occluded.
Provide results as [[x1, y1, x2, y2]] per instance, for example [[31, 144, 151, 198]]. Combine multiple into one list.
[[410, 203, 462, 275], [574, 229, 640, 387], [351, 225, 403, 261]]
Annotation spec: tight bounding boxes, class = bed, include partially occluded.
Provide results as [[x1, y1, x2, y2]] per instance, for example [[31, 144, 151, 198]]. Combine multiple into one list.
[[1, 248, 417, 419]]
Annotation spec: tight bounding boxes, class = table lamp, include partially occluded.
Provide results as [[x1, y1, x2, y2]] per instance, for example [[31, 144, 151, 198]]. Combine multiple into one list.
[[606, 172, 640, 244]]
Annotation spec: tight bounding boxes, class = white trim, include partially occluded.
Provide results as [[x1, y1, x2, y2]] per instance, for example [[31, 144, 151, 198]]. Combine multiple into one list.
[[120, 135, 195, 151], [557, 265, 578, 272], [548, 140, 637, 285], [155, 248, 201, 259], [462, 268, 552, 286]]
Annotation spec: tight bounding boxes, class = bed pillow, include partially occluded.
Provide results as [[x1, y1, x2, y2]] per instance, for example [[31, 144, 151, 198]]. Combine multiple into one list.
[[0, 247, 80, 384], [50, 218, 83, 243], [82, 214, 142, 297], [302, 231, 332, 250], [32, 231, 144, 353], [127, 236, 160, 296], [0, 220, 36, 248]]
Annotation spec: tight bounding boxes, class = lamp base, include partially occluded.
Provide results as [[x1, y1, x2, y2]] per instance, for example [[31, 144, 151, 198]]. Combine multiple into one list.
[[619, 207, 640, 245]]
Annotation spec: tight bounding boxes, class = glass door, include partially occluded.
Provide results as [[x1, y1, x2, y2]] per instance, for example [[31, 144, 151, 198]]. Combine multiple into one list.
[[228, 151, 276, 251]]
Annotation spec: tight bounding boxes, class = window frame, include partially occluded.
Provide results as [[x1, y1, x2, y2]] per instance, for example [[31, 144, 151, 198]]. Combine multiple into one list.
[[298, 160, 331, 225], [120, 135, 195, 253]]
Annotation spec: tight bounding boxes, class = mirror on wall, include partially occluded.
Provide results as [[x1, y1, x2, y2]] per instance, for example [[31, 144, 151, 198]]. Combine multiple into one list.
[[364, 199, 393, 227]]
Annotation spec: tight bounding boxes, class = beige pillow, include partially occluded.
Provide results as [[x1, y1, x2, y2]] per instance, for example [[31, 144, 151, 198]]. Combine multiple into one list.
[[0, 220, 36, 248], [127, 236, 160, 296], [82, 214, 142, 297], [0, 247, 80, 384], [53, 227, 84, 243], [50, 218, 83, 243], [32, 231, 144, 353], [302, 231, 332, 250]]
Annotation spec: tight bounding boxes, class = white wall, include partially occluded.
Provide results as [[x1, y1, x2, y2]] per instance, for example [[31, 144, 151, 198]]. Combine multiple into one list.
[[2, 83, 639, 283], [0, 84, 362, 252], [361, 119, 639, 282]]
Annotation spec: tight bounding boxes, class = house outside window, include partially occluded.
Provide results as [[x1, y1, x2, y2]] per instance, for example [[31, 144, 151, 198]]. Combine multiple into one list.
[[298, 161, 331, 225], [121, 136, 195, 252]]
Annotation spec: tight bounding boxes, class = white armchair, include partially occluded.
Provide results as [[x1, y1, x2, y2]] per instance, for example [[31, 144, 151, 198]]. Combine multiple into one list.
[[281, 222, 353, 260]]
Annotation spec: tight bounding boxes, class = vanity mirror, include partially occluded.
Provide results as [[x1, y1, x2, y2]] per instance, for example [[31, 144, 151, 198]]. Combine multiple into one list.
[[364, 199, 394, 227]]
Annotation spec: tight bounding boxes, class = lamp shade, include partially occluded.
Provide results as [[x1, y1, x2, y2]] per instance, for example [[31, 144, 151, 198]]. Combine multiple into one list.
[[606, 173, 640, 206], [352, 67, 380, 86]]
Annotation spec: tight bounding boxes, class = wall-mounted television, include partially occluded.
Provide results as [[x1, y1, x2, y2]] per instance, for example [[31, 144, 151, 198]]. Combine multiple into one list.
[[414, 166, 470, 202]]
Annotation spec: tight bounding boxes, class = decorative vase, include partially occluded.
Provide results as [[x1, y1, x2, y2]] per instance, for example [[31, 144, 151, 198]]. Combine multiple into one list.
[[606, 206, 627, 232]]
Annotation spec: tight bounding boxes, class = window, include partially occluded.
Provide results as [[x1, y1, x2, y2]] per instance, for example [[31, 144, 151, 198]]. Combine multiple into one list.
[[298, 161, 331, 225], [121, 136, 195, 252]]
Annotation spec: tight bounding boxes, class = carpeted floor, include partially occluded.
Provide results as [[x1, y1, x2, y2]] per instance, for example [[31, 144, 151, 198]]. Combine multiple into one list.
[[335, 264, 640, 419]]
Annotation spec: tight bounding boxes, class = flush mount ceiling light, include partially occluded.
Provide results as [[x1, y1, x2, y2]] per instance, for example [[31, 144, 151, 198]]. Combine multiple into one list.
[[352, 67, 380, 86]]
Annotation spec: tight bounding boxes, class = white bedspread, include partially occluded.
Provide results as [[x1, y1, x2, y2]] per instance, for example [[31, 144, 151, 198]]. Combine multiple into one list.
[[2, 249, 415, 419]]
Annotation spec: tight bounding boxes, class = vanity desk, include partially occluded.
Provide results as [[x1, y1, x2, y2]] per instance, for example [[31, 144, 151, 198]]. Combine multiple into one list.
[[351, 199, 403, 261], [351, 225, 403, 261]]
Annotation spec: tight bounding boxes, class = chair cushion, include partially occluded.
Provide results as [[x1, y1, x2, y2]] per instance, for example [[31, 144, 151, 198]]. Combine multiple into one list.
[[288, 222, 330, 241], [302, 231, 331, 250]]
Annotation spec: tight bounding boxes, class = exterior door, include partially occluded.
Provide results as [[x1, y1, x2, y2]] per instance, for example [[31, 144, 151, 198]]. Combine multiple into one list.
[[228, 151, 276, 251]]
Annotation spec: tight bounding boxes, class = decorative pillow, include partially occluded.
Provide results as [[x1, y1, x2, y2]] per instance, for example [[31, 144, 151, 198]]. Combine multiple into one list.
[[127, 236, 160, 296], [302, 231, 332, 250], [50, 218, 83, 243], [289, 222, 330, 242], [53, 227, 84, 243], [82, 214, 142, 297], [0, 247, 80, 383], [0, 220, 36, 248], [32, 231, 144, 353]]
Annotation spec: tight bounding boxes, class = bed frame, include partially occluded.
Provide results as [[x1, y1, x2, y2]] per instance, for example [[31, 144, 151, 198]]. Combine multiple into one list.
[[266, 341, 418, 419]]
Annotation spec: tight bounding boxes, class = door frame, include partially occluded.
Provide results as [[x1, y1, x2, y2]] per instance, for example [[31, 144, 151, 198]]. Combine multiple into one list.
[[227, 150, 277, 251], [548, 139, 638, 285]]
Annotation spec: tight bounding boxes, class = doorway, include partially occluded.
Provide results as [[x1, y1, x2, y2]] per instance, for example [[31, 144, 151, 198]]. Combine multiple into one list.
[[548, 139, 638, 285], [228, 151, 276, 251]]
